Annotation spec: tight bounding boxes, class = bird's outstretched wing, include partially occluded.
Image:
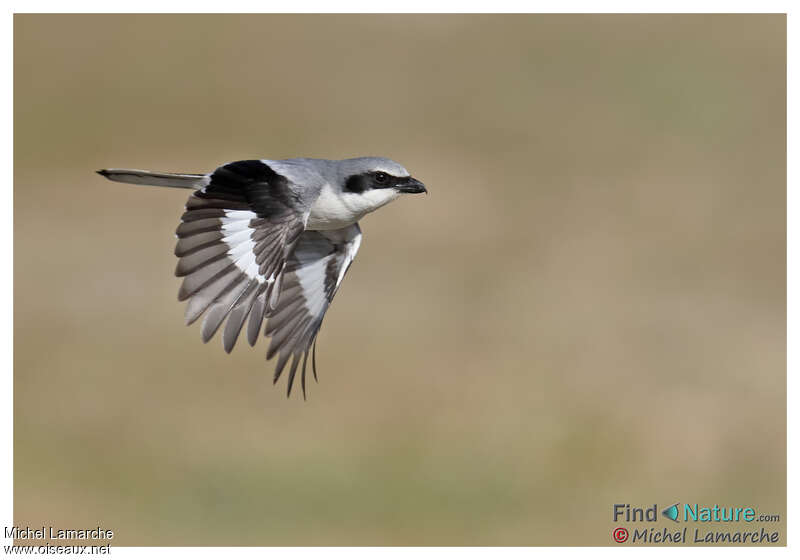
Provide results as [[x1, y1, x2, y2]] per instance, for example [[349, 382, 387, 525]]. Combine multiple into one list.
[[263, 224, 362, 398], [174, 160, 310, 352]]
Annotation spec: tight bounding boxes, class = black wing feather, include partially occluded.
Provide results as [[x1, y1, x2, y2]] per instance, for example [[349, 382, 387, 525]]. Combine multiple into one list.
[[175, 159, 306, 347]]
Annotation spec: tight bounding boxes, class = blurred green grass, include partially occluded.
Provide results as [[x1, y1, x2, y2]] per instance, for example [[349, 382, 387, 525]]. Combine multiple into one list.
[[14, 14, 785, 545]]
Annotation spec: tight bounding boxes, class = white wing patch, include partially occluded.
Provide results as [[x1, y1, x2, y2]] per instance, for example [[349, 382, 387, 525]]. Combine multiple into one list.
[[295, 254, 329, 317], [337, 233, 362, 288], [220, 210, 271, 284]]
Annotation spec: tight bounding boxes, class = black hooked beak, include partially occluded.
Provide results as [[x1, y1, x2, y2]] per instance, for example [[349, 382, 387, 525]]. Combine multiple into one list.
[[396, 177, 427, 194]]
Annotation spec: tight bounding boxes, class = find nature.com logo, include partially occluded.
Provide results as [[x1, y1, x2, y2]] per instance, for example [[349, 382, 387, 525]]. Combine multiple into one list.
[[611, 503, 781, 544]]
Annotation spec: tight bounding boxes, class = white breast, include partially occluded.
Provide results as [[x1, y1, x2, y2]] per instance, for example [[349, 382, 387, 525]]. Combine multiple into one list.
[[307, 184, 401, 231]]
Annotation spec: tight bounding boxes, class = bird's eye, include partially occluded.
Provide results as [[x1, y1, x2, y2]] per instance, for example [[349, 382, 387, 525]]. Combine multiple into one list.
[[374, 172, 389, 184]]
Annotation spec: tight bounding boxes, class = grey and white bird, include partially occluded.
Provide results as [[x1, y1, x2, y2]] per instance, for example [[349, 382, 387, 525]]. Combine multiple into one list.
[[98, 157, 426, 398]]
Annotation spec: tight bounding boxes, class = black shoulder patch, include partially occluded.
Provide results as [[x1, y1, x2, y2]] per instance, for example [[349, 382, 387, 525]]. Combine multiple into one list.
[[201, 160, 299, 220]]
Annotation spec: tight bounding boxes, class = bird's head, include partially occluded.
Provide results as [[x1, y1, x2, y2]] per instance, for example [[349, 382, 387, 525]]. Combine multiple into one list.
[[321, 157, 426, 221], [339, 157, 427, 196]]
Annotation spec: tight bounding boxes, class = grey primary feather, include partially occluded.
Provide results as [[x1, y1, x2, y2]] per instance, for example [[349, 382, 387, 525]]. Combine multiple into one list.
[[222, 285, 262, 353], [247, 297, 266, 347]]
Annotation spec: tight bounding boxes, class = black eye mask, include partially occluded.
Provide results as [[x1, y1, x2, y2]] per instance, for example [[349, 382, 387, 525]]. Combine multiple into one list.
[[344, 171, 405, 193]]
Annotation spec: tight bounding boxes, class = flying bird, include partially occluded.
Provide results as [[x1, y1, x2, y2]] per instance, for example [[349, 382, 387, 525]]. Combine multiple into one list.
[[98, 158, 426, 398]]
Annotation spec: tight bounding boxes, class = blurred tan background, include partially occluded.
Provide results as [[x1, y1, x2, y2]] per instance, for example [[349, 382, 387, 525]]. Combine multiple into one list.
[[14, 14, 785, 545]]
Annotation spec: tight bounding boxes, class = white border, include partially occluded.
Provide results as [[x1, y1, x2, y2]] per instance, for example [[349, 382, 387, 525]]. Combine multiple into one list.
[[3, 6, 12, 559], [1, 1, 796, 14], [786, 2, 795, 555]]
